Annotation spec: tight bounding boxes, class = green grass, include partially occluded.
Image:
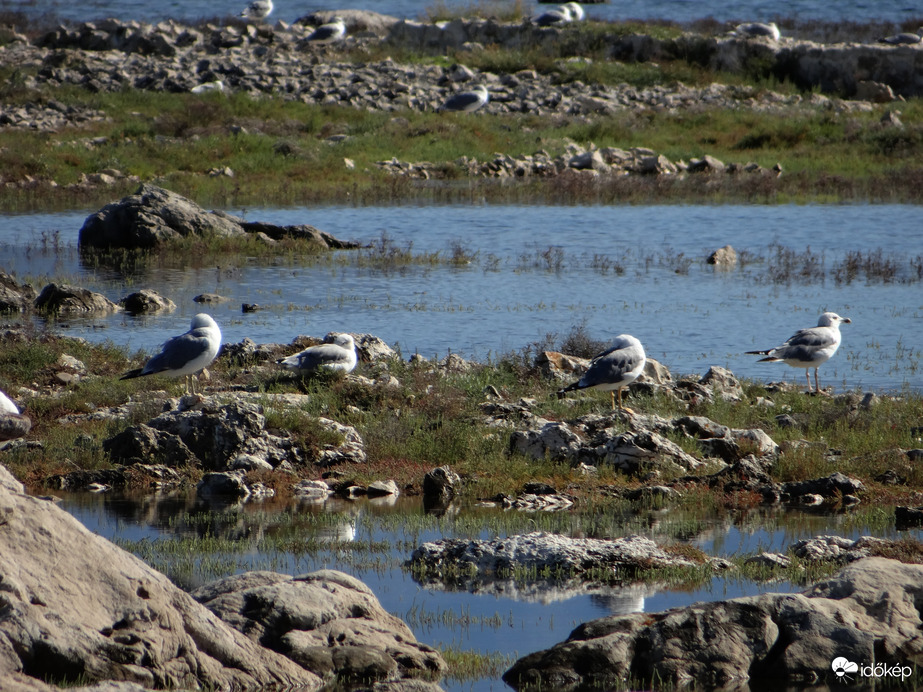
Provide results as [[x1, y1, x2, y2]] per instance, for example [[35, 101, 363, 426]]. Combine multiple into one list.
[[1, 39, 923, 210]]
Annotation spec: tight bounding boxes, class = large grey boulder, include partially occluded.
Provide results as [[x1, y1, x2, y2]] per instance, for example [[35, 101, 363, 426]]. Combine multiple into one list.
[[79, 184, 359, 250], [504, 557, 923, 690], [192, 569, 447, 685], [79, 183, 245, 249], [0, 463, 320, 688]]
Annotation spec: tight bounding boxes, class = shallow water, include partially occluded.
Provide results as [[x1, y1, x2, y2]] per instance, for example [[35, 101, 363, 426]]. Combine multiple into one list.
[[54, 488, 916, 691], [2, 203, 922, 392]]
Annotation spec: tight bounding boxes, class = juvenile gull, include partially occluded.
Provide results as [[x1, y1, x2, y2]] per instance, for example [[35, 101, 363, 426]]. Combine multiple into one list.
[[439, 85, 489, 113], [121, 314, 222, 393], [557, 334, 647, 412], [746, 312, 851, 392], [277, 333, 357, 375], [305, 16, 347, 43], [240, 0, 273, 20]]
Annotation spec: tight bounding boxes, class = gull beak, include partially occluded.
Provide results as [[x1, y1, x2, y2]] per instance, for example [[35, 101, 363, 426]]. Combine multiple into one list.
[[842, 317, 852, 324]]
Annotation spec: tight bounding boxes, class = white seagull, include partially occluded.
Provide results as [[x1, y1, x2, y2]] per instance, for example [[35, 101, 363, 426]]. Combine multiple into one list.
[[746, 312, 851, 392], [879, 28, 923, 45], [121, 314, 222, 393], [734, 22, 781, 40], [562, 2, 585, 20], [533, 5, 573, 27], [0, 389, 19, 415], [306, 16, 347, 43], [557, 334, 647, 412], [240, 0, 273, 20], [277, 333, 358, 375], [439, 85, 489, 113]]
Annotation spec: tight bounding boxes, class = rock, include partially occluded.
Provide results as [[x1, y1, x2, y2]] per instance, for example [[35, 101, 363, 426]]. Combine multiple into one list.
[[409, 532, 697, 580], [699, 365, 744, 401], [781, 472, 865, 501], [34, 283, 120, 314], [422, 465, 460, 510], [118, 288, 176, 313], [0, 270, 36, 313], [78, 184, 356, 250], [192, 569, 446, 683], [367, 479, 399, 497], [707, 244, 737, 266], [535, 351, 590, 381], [79, 183, 245, 249], [855, 80, 895, 102], [0, 412, 31, 441], [0, 464, 320, 688], [504, 558, 923, 690], [197, 470, 253, 499]]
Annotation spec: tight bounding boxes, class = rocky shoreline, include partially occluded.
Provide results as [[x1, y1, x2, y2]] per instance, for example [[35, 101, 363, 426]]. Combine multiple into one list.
[[0, 11, 916, 193]]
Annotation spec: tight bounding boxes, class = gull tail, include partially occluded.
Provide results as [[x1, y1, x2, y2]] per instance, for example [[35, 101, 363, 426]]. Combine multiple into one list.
[[120, 368, 145, 380], [745, 350, 779, 363], [556, 381, 581, 399]]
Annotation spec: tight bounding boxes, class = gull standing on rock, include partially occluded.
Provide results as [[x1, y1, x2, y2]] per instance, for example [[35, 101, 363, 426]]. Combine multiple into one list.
[[557, 334, 647, 413], [240, 0, 273, 21], [306, 16, 347, 43], [733, 22, 781, 40], [121, 314, 223, 394], [746, 312, 851, 393], [277, 333, 358, 375], [439, 85, 489, 113]]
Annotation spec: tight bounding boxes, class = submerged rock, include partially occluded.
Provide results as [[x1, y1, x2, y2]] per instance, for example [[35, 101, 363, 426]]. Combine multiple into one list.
[[34, 282, 120, 314]]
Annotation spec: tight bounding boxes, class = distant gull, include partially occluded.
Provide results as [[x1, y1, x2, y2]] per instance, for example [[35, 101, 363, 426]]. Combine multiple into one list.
[[277, 333, 358, 375], [306, 16, 347, 43], [557, 334, 647, 412], [533, 5, 572, 27], [240, 0, 273, 20], [878, 28, 923, 45], [733, 22, 781, 40], [191, 80, 225, 94], [563, 2, 585, 20], [121, 313, 223, 393], [439, 84, 489, 113], [746, 312, 851, 392]]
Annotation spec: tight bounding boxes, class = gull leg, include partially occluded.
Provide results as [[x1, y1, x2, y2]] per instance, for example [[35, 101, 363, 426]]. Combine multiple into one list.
[[617, 387, 636, 415], [804, 369, 811, 392], [610, 390, 616, 410], [814, 368, 820, 393]]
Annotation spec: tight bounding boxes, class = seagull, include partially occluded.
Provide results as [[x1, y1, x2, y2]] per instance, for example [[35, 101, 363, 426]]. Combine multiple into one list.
[[733, 22, 781, 40], [878, 28, 923, 45], [562, 2, 585, 20], [191, 80, 225, 94], [557, 334, 647, 412], [121, 314, 223, 394], [240, 0, 273, 21], [305, 16, 347, 43], [0, 389, 19, 415], [277, 333, 358, 375], [439, 85, 489, 113], [746, 312, 851, 393], [533, 5, 573, 27]]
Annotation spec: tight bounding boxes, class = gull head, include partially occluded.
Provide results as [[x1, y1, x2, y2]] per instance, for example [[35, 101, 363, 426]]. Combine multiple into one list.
[[818, 312, 851, 328]]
